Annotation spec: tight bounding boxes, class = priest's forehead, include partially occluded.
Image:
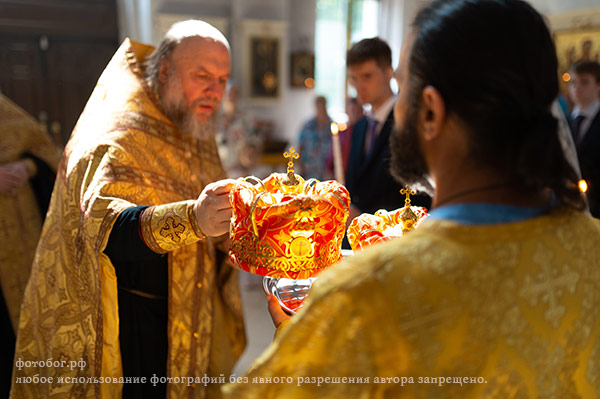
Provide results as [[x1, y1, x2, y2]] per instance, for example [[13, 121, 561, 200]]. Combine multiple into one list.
[[169, 36, 231, 77], [165, 19, 230, 52]]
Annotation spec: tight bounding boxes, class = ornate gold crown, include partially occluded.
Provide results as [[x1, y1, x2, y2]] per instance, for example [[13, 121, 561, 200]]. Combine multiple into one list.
[[229, 148, 350, 279], [347, 185, 428, 251]]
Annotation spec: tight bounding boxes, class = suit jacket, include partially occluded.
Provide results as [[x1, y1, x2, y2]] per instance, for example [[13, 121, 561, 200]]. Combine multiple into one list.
[[576, 109, 600, 218], [345, 110, 430, 215]]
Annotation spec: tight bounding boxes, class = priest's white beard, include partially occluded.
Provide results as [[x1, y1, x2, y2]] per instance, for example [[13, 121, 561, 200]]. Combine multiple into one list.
[[159, 71, 220, 141]]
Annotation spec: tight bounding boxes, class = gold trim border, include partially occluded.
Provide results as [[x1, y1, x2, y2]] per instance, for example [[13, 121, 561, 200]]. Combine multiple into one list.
[[140, 206, 168, 254]]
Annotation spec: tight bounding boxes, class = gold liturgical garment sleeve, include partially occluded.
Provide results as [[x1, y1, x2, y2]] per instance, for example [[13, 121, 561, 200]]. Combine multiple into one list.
[[140, 199, 206, 254]]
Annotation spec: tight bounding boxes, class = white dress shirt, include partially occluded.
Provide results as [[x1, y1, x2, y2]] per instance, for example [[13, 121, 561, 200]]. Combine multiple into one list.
[[367, 95, 397, 135]]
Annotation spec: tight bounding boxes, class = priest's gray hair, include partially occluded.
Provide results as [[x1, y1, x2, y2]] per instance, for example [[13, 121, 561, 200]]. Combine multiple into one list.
[[144, 20, 230, 89]]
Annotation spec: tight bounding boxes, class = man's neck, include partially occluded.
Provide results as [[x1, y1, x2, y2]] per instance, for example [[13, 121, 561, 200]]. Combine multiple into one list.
[[316, 114, 330, 128], [432, 167, 551, 209], [370, 91, 394, 113], [574, 98, 600, 114]]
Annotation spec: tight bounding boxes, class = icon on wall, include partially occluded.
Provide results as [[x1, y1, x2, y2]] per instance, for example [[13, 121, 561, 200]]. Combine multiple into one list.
[[290, 51, 315, 88], [250, 37, 280, 98]]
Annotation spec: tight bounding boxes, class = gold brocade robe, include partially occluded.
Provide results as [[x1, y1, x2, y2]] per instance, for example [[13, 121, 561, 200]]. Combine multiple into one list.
[[223, 208, 600, 399], [0, 94, 58, 331], [11, 39, 245, 399]]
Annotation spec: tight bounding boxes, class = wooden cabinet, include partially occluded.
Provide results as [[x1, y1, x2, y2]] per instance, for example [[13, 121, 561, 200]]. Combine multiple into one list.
[[0, 0, 119, 146]]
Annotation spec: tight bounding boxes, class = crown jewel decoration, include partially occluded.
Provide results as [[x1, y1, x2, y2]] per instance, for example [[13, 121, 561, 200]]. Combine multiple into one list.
[[229, 148, 350, 279], [347, 185, 428, 251]]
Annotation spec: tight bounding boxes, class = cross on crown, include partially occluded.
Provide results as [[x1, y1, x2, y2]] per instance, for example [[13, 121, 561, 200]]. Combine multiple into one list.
[[284, 147, 299, 173], [282, 147, 300, 187], [400, 185, 416, 207]]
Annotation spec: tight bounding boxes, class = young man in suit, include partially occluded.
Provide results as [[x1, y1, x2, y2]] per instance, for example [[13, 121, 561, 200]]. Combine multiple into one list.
[[569, 60, 600, 217], [345, 37, 431, 226]]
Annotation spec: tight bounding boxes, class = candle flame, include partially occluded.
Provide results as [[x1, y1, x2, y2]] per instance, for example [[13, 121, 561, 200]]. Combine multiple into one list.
[[330, 122, 339, 135], [579, 179, 588, 193]]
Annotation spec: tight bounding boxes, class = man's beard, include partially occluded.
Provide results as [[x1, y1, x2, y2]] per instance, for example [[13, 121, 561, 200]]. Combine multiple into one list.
[[390, 100, 434, 196], [159, 73, 220, 141]]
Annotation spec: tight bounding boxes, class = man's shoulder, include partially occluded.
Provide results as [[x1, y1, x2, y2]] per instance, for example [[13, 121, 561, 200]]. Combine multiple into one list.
[[350, 116, 368, 135], [378, 108, 395, 133], [587, 108, 600, 134], [63, 125, 156, 175], [355, 116, 368, 127], [312, 228, 456, 297]]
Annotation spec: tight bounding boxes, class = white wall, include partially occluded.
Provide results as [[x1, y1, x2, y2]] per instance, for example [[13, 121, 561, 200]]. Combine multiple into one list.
[[528, 0, 600, 15], [116, 0, 316, 145], [283, 0, 317, 145]]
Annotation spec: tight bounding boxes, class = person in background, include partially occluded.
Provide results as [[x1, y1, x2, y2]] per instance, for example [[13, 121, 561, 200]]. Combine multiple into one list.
[[568, 60, 600, 217], [0, 92, 58, 398], [218, 84, 265, 178], [296, 95, 332, 180], [326, 97, 364, 179], [222, 0, 600, 397]]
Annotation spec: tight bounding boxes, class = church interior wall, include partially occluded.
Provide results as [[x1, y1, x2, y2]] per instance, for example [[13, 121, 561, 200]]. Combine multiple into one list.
[[117, 0, 315, 148], [115, 0, 600, 149]]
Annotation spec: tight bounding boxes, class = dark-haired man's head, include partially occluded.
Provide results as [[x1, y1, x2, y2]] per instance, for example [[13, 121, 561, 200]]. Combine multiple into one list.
[[315, 95, 327, 110], [346, 37, 394, 110], [390, 0, 584, 209], [569, 60, 600, 110], [315, 95, 329, 121]]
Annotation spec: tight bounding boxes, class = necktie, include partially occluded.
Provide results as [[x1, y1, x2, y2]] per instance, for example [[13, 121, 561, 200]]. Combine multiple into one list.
[[364, 119, 378, 156], [572, 114, 586, 146]]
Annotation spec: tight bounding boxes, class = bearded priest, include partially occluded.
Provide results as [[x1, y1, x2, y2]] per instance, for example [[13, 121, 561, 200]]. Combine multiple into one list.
[[12, 20, 245, 399]]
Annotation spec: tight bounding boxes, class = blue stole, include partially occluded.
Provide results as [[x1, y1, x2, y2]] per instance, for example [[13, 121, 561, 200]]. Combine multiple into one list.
[[428, 203, 551, 225]]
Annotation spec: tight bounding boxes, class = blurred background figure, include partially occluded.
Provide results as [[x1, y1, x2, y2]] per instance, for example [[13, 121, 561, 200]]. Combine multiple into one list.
[[0, 92, 58, 398], [326, 97, 365, 179], [568, 60, 600, 217], [345, 37, 431, 230], [295, 95, 332, 180], [566, 39, 600, 66], [218, 84, 266, 178]]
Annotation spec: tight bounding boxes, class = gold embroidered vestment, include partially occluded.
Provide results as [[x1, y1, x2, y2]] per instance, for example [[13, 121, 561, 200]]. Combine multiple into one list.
[[12, 39, 245, 399], [224, 208, 600, 399], [0, 94, 58, 332]]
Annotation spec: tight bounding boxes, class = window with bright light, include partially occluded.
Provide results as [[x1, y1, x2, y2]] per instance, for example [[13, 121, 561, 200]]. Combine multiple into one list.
[[314, 0, 380, 122]]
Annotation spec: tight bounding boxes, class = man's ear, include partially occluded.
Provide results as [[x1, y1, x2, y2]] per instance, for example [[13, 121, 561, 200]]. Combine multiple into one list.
[[419, 85, 446, 141], [385, 65, 394, 82], [158, 60, 170, 85]]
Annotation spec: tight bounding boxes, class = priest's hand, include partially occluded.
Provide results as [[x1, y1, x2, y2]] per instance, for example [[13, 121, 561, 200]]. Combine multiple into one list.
[[194, 179, 237, 237], [267, 294, 291, 328], [0, 161, 29, 195]]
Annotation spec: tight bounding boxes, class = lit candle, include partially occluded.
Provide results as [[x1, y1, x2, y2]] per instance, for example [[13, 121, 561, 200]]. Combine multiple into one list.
[[330, 122, 344, 184]]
